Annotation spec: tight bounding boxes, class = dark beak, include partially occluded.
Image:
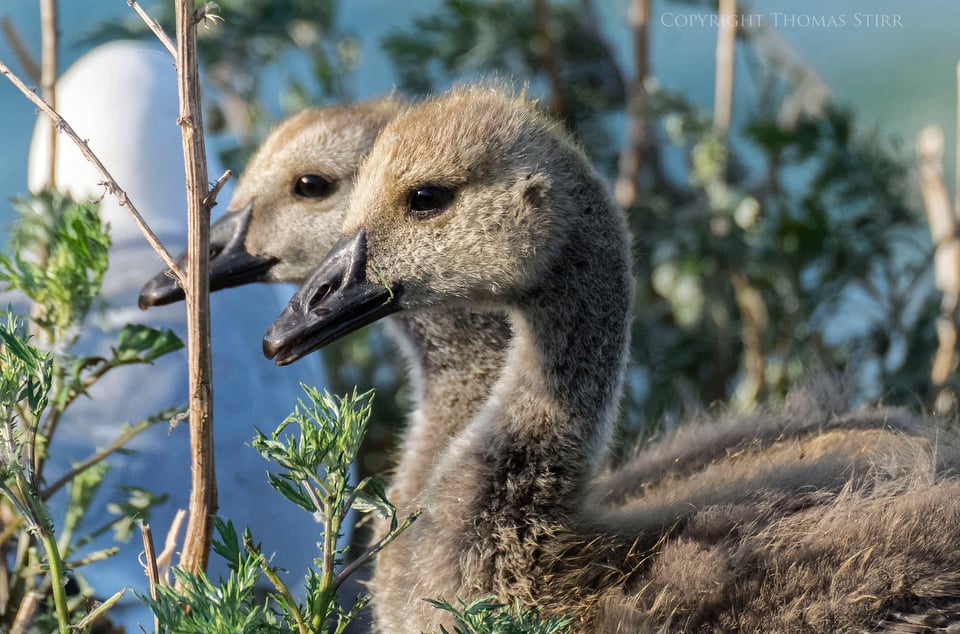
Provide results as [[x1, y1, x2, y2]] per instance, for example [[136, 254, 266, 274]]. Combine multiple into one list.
[[263, 228, 400, 366], [138, 202, 279, 309]]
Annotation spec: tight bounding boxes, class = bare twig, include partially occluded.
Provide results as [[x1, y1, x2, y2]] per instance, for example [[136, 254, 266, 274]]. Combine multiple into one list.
[[173, 0, 218, 578], [916, 125, 960, 392], [40, 414, 164, 500], [140, 523, 160, 634], [714, 0, 737, 137], [531, 0, 568, 123], [9, 590, 43, 634], [334, 510, 420, 592], [918, 127, 955, 246], [0, 18, 40, 82], [0, 60, 186, 283], [248, 541, 308, 634], [731, 273, 768, 409], [72, 588, 126, 631], [129, 0, 177, 59], [614, 0, 651, 208], [956, 60, 960, 219], [39, 0, 58, 189], [157, 509, 187, 585], [203, 169, 233, 208]]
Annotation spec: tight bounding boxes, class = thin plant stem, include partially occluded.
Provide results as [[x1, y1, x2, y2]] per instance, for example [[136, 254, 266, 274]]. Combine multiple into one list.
[[73, 588, 126, 631], [313, 495, 339, 630], [9, 590, 42, 634], [140, 523, 161, 634], [157, 509, 187, 584], [38, 529, 69, 632], [531, 0, 568, 122], [334, 511, 419, 593], [173, 0, 219, 578], [614, 0, 653, 208], [250, 543, 308, 634], [714, 0, 736, 137], [129, 0, 177, 58], [0, 17, 40, 82], [0, 59, 185, 282], [41, 414, 161, 499], [956, 60, 960, 219], [39, 0, 58, 189]]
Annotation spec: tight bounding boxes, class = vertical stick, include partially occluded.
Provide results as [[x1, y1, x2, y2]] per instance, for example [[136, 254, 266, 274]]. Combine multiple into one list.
[[175, 0, 217, 576], [531, 0, 568, 123], [39, 0, 57, 189], [714, 0, 736, 137], [614, 0, 650, 208], [955, 60, 960, 219], [140, 523, 160, 633], [917, 126, 960, 404]]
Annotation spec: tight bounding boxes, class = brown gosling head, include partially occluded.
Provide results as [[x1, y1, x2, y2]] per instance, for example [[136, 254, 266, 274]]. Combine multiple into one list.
[[138, 97, 401, 309], [263, 84, 619, 365]]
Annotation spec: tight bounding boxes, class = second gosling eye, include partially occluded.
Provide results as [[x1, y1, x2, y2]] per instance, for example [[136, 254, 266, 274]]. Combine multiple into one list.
[[293, 174, 336, 199], [408, 186, 454, 219]]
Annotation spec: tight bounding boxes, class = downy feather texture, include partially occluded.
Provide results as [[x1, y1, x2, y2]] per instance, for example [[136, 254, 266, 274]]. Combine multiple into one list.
[[265, 84, 960, 633], [138, 97, 511, 520]]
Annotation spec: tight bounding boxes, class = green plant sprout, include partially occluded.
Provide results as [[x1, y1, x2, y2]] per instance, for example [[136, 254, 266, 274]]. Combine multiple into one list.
[[425, 595, 573, 634], [142, 386, 417, 634], [0, 189, 182, 632]]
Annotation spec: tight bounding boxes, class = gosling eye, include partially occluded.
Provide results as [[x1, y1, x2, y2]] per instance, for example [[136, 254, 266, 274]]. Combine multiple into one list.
[[293, 174, 337, 199], [408, 186, 455, 219]]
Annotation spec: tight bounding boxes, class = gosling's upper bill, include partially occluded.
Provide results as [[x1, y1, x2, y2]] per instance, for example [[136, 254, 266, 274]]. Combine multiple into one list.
[[138, 99, 400, 309], [264, 86, 601, 364]]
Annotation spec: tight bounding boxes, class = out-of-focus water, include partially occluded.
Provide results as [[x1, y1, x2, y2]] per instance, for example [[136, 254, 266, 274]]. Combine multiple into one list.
[[4, 1, 960, 214]]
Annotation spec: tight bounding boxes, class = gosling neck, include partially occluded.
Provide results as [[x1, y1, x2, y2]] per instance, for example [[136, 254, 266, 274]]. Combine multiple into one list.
[[478, 187, 633, 514], [385, 307, 510, 509]]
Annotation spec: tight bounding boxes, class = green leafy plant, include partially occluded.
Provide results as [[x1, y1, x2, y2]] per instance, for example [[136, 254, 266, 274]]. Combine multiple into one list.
[[0, 190, 182, 632], [381, 0, 945, 440], [142, 386, 417, 634], [425, 595, 573, 634]]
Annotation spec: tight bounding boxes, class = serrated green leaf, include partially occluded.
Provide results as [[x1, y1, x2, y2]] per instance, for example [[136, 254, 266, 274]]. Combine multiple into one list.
[[351, 478, 395, 520], [266, 472, 316, 513], [114, 323, 184, 362]]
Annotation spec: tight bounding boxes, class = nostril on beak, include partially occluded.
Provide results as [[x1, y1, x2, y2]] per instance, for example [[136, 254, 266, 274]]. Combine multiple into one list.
[[308, 283, 334, 315], [307, 279, 343, 315], [209, 244, 224, 259]]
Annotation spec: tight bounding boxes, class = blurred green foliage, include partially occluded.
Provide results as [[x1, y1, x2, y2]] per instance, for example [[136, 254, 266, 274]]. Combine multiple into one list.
[[379, 0, 941, 445], [0, 191, 181, 631], [426, 595, 573, 634], [96, 0, 944, 456], [144, 387, 415, 634]]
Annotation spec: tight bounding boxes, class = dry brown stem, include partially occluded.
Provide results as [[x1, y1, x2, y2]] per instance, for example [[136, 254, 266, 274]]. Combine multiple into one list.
[[714, 0, 736, 137], [614, 0, 651, 208], [531, 0, 568, 123], [956, 61, 960, 218], [205, 169, 233, 208], [0, 59, 186, 283], [157, 509, 187, 585], [39, 0, 58, 189], [129, 0, 177, 59], [0, 18, 40, 82], [173, 0, 218, 578], [917, 125, 960, 389], [140, 523, 160, 633], [9, 590, 42, 634], [732, 273, 768, 408]]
